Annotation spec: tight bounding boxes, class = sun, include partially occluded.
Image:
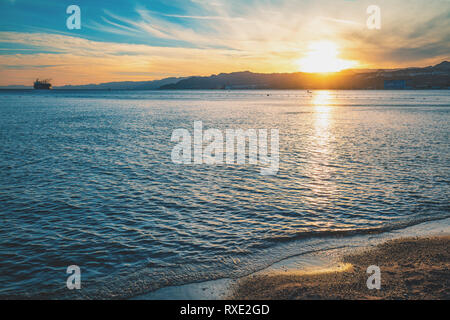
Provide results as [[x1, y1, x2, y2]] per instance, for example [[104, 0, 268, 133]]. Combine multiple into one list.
[[297, 41, 357, 73]]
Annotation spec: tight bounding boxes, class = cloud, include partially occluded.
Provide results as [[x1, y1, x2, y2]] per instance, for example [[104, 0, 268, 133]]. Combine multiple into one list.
[[0, 0, 449, 84], [0, 64, 63, 69], [318, 16, 363, 26], [0, 31, 296, 85], [335, 1, 450, 66], [89, 0, 449, 63]]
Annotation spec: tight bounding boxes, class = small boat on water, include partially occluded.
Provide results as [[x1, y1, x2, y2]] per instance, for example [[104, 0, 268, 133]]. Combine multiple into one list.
[[34, 79, 52, 90]]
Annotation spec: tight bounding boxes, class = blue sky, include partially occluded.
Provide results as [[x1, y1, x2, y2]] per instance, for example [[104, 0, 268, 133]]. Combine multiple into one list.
[[0, 0, 449, 85]]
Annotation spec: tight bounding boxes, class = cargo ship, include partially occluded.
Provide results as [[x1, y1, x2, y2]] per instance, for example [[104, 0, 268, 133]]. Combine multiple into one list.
[[33, 79, 52, 90]]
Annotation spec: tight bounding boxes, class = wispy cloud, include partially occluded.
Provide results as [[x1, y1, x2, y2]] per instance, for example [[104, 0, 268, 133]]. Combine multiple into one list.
[[318, 16, 363, 26], [0, 64, 63, 69], [0, 0, 449, 85]]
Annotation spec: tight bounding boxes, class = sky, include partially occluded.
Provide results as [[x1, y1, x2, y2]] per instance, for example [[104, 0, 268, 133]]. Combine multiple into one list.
[[0, 0, 449, 86]]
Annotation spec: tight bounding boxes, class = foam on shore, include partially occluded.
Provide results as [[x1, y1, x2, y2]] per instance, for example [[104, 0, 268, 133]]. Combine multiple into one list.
[[134, 217, 450, 300]]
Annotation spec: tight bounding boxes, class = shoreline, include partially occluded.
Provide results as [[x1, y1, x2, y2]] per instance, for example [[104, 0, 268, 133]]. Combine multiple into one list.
[[232, 236, 450, 300], [134, 217, 450, 300]]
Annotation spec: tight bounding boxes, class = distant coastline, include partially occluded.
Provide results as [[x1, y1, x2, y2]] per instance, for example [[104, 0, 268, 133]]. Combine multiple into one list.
[[2, 61, 449, 91]]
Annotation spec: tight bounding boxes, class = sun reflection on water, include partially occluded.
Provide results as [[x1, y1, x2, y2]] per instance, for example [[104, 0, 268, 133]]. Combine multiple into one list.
[[312, 90, 333, 139], [303, 90, 337, 210], [312, 90, 332, 114]]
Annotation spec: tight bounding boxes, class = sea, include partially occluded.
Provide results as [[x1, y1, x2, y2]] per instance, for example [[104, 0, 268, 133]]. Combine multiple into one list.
[[0, 89, 448, 299]]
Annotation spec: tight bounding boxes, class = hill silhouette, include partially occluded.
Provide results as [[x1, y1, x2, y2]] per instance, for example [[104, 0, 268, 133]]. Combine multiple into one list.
[[159, 61, 450, 90], [39, 61, 449, 90]]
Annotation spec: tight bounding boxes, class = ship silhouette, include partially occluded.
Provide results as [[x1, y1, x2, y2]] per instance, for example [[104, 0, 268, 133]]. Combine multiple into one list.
[[34, 79, 52, 90]]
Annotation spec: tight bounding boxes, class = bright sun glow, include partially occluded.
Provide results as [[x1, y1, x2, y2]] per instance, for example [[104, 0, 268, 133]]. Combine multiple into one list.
[[297, 41, 357, 73]]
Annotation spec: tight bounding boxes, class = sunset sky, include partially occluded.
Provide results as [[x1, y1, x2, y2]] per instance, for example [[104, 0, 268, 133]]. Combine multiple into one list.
[[0, 0, 449, 86]]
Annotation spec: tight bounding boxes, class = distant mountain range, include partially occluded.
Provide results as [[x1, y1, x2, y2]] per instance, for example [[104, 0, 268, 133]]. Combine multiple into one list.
[[159, 61, 450, 90], [55, 77, 188, 90], [2, 61, 449, 90]]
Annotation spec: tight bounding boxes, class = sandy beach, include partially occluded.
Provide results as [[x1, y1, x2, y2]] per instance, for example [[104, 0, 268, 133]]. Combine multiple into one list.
[[232, 236, 450, 300]]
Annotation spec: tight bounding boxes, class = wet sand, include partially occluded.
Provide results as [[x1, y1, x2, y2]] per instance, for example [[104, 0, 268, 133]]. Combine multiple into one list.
[[232, 236, 450, 300]]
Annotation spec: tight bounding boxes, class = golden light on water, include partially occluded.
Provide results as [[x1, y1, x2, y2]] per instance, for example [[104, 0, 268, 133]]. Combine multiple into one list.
[[312, 91, 332, 153], [312, 90, 332, 114], [297, 41, 357, 73], [302, 90, 337, 207]]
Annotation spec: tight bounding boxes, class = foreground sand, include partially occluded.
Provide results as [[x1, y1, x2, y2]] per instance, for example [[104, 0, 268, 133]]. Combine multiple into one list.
[[232, 236, 449, 300]]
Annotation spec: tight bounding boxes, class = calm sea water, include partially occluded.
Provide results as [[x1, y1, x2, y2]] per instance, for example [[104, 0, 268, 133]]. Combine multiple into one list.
[[0, 90, 449, 298]]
